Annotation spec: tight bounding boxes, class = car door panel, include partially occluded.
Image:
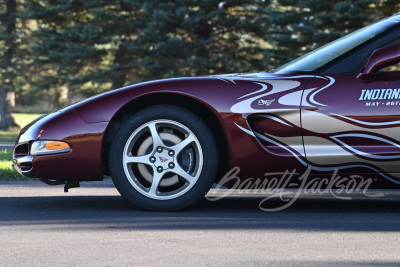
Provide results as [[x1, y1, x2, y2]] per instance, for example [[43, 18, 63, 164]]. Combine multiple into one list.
[[302, 73, 400, 177]]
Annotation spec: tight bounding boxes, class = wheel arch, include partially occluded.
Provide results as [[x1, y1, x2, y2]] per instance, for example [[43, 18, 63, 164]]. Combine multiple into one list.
[[101, 92, 229, 182]]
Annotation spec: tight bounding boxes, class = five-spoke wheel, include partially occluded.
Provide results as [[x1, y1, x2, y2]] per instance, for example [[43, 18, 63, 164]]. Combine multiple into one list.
[[109, 105, 218, 211], [122, 120, 203, 200]]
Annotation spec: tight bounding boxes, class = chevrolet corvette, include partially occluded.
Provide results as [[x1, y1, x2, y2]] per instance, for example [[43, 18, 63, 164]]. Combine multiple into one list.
[[13, 13, 400, 210]]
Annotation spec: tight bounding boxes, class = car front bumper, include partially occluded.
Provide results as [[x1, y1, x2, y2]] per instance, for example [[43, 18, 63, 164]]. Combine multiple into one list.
[[13, 110, 108, 181]]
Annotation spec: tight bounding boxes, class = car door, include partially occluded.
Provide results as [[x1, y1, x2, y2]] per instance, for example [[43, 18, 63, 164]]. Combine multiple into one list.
[[302, 71, 400, 175]]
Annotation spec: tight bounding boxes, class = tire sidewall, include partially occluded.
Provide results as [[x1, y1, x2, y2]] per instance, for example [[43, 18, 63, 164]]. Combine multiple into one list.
[[109, 105, 218, 211]]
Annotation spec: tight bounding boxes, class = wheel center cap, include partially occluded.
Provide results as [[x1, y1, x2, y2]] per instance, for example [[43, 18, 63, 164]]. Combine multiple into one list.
[[153, 150, 174, 169]]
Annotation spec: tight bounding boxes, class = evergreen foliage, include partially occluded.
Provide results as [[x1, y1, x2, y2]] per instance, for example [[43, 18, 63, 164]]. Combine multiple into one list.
[[0, 0, 399, 113], [262, 0, 380, 69]]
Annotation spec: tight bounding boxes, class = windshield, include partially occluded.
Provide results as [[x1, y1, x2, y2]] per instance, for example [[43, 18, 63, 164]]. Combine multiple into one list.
[[272, 15, 400, 74]]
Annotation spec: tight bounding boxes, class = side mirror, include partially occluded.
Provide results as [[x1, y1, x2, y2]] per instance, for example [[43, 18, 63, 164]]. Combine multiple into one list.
[[357, 44, 400, 80]]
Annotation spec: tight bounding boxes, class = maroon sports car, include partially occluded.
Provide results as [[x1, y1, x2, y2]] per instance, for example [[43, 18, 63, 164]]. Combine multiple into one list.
[[13, 14, 400, 210]]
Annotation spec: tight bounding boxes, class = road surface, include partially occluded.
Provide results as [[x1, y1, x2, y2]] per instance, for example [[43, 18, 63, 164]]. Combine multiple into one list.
[[0, 142, 14, 152], [1, 180, 400, 266]]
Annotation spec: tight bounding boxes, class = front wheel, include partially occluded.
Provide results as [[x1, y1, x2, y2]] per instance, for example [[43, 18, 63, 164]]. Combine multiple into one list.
[[109, 105, 218, 211]]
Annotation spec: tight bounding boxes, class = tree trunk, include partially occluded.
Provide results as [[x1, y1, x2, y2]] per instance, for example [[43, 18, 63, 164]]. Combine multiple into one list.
[[66, 85, 76, 105], [110, 41, 128, 90], [0, 0, 19, 130], [110, 1, 129, 90]]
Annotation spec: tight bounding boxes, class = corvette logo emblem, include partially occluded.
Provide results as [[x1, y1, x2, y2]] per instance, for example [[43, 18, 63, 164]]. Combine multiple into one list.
[[258, 99, 275, 106], [159, 156, 168, 163]]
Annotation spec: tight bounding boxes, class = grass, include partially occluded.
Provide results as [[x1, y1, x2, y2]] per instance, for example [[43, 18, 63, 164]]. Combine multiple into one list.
[[0, 150, 29, 181], [0, 113, 43, 143], [0, 131, 19, 142], [0, 113, 43, 180]]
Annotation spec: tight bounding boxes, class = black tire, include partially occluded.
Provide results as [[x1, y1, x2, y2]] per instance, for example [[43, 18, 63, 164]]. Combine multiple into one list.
[[109, 105, 218, 211]]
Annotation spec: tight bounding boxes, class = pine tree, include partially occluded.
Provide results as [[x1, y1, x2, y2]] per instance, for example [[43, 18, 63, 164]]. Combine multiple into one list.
[[23, 0, 399, 104], [25, 0, 105, 105], [136, 0, 267, 78], [262, 0, 380, 70], [377, 0, 400, 17], [26, 0, 148, 98], [0, 0, 26, 129], [76, 0, 269, 88], [63, 0, 269, 91], [74, 0, 147, 91]]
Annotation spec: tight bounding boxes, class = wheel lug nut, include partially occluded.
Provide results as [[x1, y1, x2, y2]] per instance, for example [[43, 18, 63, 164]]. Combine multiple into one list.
[[149, 156, 156, 163], [157, 166, 163, 173], [168, 150, 175, 156], [168, 162, 175, 169], [157, 146, 163, 153]]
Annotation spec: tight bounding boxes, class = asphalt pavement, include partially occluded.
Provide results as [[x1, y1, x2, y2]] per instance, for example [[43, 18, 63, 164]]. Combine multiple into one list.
[[1, 180, 400, 266]]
